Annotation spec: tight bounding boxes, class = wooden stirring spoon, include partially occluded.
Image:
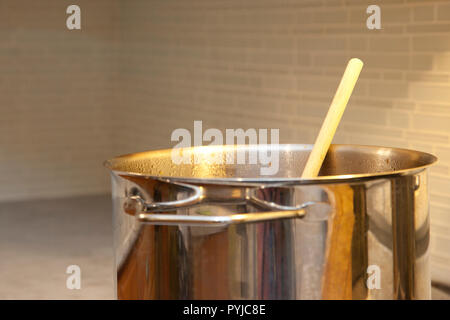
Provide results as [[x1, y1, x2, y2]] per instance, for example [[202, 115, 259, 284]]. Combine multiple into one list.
[[301, 58, 363, 299]]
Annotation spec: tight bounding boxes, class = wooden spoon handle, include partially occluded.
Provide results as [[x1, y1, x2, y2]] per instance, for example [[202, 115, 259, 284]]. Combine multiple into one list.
[[302, 58, 363, 178]]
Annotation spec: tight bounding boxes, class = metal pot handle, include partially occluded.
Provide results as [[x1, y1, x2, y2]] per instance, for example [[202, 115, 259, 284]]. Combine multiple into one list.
[[135, 208, 307, 226], [124, 182, 204, 215], [124, 185, 313, 226], [133, 205, 307, 226]]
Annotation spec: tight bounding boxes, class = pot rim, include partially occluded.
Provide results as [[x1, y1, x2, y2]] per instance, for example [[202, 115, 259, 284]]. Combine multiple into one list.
[[104, 144, 438, 185]]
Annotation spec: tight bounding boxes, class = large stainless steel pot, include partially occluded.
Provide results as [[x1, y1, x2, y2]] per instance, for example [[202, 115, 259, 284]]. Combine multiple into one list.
[[105, 144, 437, 300]]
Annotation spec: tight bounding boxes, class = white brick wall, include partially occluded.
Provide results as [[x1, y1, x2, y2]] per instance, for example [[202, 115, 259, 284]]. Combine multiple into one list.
[[1, 0, 450, 285]]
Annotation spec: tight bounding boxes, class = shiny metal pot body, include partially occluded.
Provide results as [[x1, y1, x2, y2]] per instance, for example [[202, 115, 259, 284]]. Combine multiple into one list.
[[105, 144, 437, 300]]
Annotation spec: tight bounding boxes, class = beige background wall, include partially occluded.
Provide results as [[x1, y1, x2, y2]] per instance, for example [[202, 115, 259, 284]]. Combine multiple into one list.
[[1, 1, 450, 284], [0, 0, 121, 201]]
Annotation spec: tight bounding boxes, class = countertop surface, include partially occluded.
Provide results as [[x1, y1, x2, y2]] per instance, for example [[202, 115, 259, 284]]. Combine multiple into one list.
[[0, 194, 448, 300], [0, 195, 114, 299]]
